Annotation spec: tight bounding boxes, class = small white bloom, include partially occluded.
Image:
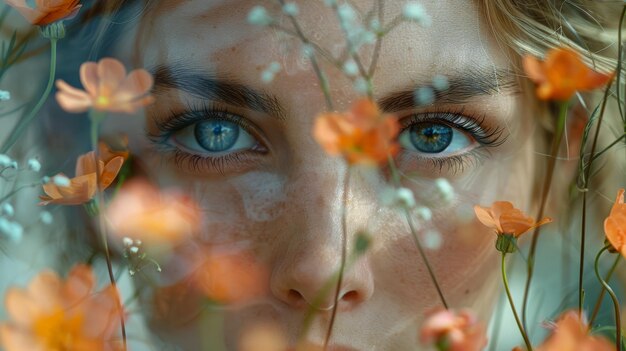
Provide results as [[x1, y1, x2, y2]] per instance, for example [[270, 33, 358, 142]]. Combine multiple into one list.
[[402, 2, 431, 26], [353, 77, 370, 95], [337, 3, 357, 23], [414, 86, 435, 106], [0, 154, 12, 168], [135, 239, 143, 246], [423, 230, 442, 250], [9, 161, 17, 170], [247, 6, 273, 26], [434, 178, 455, 204], [123, 237, 134, 247], [0, 218, 23, 243], [0, 90, 10, 101], [369, 18, 382, 32], [396, 187, 416, 209], [41, 176, 50, 184], [130, 246, 140, 254], [301, 44, 315, 58], [342, 59, 359, 77], [261, 70, 276, 83], [1, 203, 14, 217], [415, 206, 432, 221], [432, 74, 449, 91], [282, 2, 299, 16], [52, 175, 71, 187], [39, 211, 53, 224], [267, 61, 281, 73], [27, 158, 41, 172]]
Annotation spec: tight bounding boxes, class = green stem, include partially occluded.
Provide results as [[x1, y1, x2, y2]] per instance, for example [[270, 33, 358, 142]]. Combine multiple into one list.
[[89, 111, 127, 351], [522, 102, 568, 329], [593, 246, 621, 351], [0, 39, 57, 153], [589, 253, 621, 326], [324, 166, 351, 349], [388, 156, 448, 308], [502, 253, 533, 351]]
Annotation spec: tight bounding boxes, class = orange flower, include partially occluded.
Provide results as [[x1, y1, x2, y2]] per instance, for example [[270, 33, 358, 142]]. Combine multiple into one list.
[[39, 147, 125, 205], [419, 308, 487, 351], [605, 188, 626, 257], [474, 201, 552, 238], [313, 99, 399, 166], [523, 47, 613, 101], [106, 180, 202, 245], [0, 264, 121, 351], [193, 248, 268, 304], [5, 0, 81, 26], [536, 311, 613, 351], [56, 58, 154, 114]]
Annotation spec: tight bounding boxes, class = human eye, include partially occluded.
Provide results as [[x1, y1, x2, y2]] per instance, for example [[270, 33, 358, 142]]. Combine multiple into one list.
[[148, 103, 269, 175], [396, 110, 506, 174]]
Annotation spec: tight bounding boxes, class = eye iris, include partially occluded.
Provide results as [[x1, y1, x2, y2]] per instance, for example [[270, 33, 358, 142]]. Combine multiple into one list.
[[409, 123, 453, 153], [194, 120, 240, 152]]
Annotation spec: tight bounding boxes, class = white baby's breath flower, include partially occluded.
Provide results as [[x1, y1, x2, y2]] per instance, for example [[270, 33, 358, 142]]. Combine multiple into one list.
[[247, 6, 273, 26], [123, 237, 134, 247], [129, 246, 140, 254], [27, 158, 41, 172], [369, 18, 382, 33], [396, 188, 416, 209], [402, 2, 431, 26], [52, 175, 71, 187], [337, 3, 357, 23], [353, 77, 370, 95], [301, 44, 315, 58], [1, 203, 14, 217], [343, 59, 360, 77], [0, 90, 10, 101], [41, 176, 50, 184], [261, 62, 281, 83], [0, 154, 12, 168], [282, 2, 299, 16], [39, 211, 53, 225], [381, 187, 416, 209], [434, 178, 455, 204], [0, 218, 23, 243], [423, 230, 442, 250], [432, 74, 450, 91], [415, 206, 432, 221], [414, 86, 435, 106]]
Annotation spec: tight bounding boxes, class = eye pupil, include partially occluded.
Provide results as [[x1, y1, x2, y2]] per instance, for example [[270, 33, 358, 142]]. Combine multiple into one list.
[[195, 120, 240, 152], [410, 123, 453, 153]]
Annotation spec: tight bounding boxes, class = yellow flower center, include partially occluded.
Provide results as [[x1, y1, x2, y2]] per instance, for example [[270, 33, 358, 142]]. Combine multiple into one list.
[[95, 95, 111, 109], [33, 307, 84, 350]]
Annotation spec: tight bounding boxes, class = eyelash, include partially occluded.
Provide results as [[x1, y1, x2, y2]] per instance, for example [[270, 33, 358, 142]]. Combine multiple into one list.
[[148, 104, 507, 175], [397, 109, 507, 174]]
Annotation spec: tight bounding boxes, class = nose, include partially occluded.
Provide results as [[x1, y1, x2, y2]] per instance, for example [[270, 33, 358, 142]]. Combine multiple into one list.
[[270, 166, 375, 312]]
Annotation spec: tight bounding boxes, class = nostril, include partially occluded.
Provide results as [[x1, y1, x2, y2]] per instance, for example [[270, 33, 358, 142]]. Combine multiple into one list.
[[341, 290, 359, 303], [287, 289, 304, 305]]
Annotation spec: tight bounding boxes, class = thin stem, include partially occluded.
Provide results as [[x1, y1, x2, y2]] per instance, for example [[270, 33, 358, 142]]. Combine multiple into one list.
[[590, 134, 626, 163], [0, 39, 57, 153], [324, 166, 351, 349], [589, 253, 621, 326], [593, 246, 621, 351], [366, 0, 384, 77], [614, 5, 626, 121], [388, 156, 448, 308], [523, 102, 568, 328], [89, 111, 128, 351], [502, 253, 533, 351]]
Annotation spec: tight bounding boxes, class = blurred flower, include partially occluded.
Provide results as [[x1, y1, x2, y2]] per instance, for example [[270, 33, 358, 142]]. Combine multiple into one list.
[[5, 0, 81, 26], [39, 211, 53, 224], [39, 149, 124, 205], [474, 201, 552, 253], [403, 2, 431, 26], [194, 248, 268, 304], [247, 5, 273, 26], [0, 154, 13, 168], [535, 311, 613, 351], [381, 186, 416, 209], [0, 90, 10, 101], [106, 180, 202, 245], [56, 58, 154, 114], [0, 264, 121, 351], [474, 201, 551, 238], [1, 203, 14, 217], [419, 308, 487, 351], [313, 99, 400, 166], [27, 158, 41, 172], [282, 2, 299, 16], [604, 188, 626, 257], [261, 62, 281, 84], [239, 324, 287, 351], [522, 47, 613, 101], [0, 218, 22, 242]]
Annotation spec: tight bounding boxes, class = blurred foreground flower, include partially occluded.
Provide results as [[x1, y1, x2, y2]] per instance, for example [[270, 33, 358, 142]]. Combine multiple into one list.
[[534, 311, 613, 351], [194, 248, 268, 304], [605, 188, 626, 257], [474, 201, 552, 253], [523, 47, 613, 101], [419, 308, 487, 351], [39, 145, 125, 205], [313, 99, 399, 166], [0, 264, 121, 351], [56, 58, 154, 114], [106, 180, 202, 245], [5, 0, 81, 26]]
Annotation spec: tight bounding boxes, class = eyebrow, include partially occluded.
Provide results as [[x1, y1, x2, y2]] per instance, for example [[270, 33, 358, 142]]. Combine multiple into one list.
[[377, 67, 521, 113], [150, 63, 287, 120]]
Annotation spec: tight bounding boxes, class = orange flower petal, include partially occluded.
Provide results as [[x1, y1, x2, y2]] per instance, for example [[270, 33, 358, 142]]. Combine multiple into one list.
[[55, 80, 93, 113], [62, 265, 95, 307], [473, 205, 499, 233], [79, 62, 99, 97], [115, 69, 154, 101], [0, 324, 44, 351], [97, 58, 127, 97], [522, 55, 545, 84]]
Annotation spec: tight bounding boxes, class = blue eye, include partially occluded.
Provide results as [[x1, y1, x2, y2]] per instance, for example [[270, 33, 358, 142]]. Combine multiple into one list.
[[173, 119, 257, 155], [399, 122, 473, 155]]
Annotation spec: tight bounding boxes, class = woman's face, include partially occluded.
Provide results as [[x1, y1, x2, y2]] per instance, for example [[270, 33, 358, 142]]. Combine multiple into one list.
[[104, 0, 538, 349]]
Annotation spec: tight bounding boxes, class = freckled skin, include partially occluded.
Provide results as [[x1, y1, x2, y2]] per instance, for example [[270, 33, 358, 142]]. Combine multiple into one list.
[[102, 0, 543, 350]]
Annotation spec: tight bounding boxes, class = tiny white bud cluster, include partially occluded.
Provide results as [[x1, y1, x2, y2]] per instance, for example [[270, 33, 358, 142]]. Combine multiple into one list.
[[402, 2, 431, 27], [381, 187, 416, 209], [282, 2, 299, 16], [432, 74, 449, 91], [0, 218, 23, 243], [0, 154, 17, 169], [27, 158, 41, 172], [0, 90, 10, 101], [414, 86, 435, 106], [39, 211, 53, 225], [1, 203, 14, 217], [434, 178, 455, 205], [52, 175, 71, 187], [247, 6, 273, 26], [261, 61, 282, 83]]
